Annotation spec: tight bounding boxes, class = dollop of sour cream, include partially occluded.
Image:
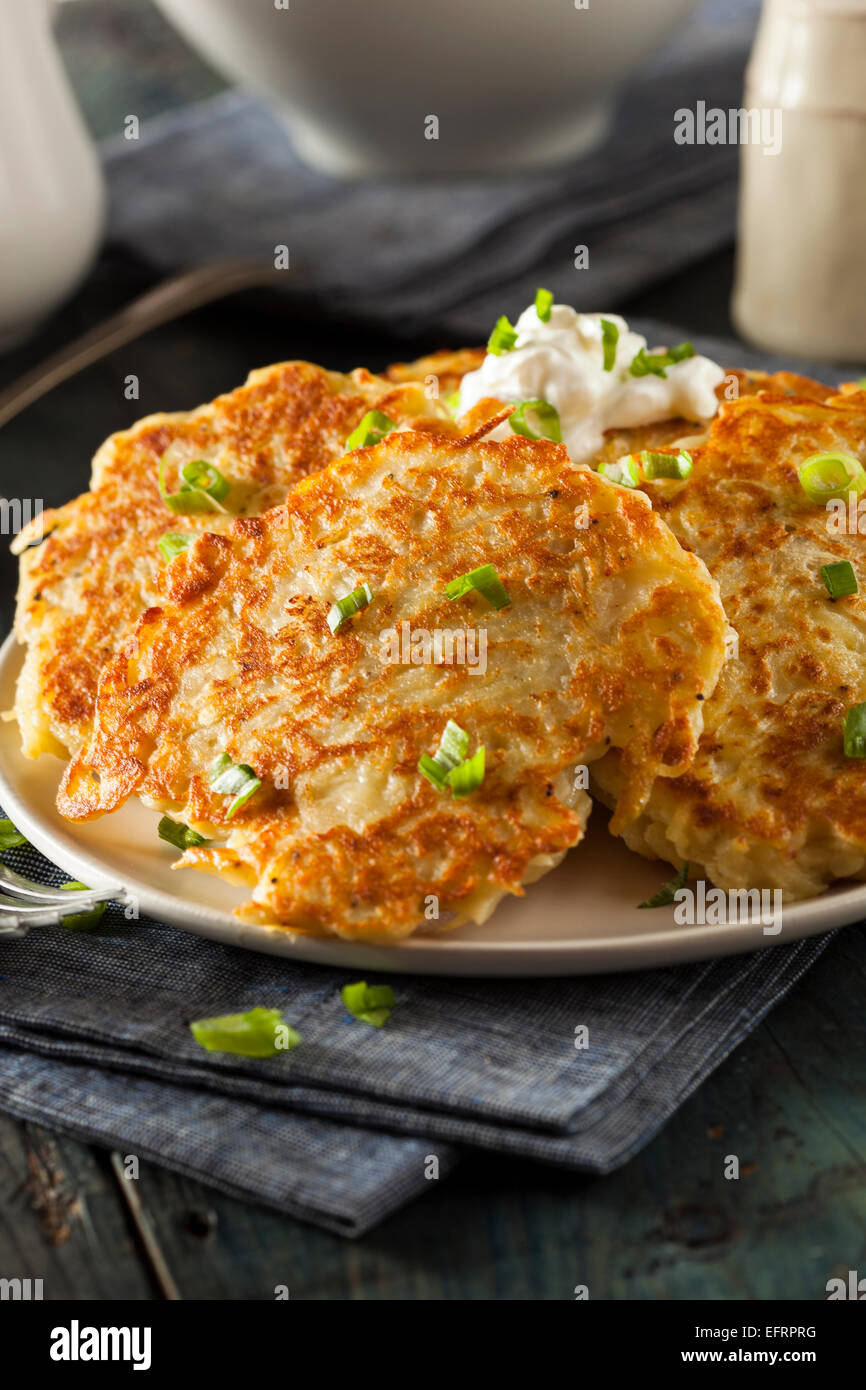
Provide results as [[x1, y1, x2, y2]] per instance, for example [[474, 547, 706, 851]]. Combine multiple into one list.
[[458, 303, 725, 464]]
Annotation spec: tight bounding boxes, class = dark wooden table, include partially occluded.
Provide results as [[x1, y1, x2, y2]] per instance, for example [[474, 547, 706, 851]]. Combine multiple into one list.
[[1, 1, 864, 1301]]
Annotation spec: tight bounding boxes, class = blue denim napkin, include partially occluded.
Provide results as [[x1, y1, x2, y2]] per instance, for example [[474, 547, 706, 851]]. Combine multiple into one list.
[[0, 830, 833, 1235]]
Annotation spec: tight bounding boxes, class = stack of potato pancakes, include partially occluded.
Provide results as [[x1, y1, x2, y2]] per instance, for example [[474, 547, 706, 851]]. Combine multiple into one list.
[[13, 341, 866, 941]]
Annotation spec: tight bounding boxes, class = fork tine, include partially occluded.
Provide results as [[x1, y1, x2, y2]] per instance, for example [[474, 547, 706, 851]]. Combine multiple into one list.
[[0, 860, 126, 938], [0, 891, 115, 916], [0, 888, 122, 937], [0, 920, 32, 938], [0, 863, 102, 903], [0, 864, 123, 905], [0, 903, 78, 934]]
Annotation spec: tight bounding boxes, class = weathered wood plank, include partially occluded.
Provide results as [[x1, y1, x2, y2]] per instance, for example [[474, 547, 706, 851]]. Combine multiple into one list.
[[0, 1117, 155, 1300]]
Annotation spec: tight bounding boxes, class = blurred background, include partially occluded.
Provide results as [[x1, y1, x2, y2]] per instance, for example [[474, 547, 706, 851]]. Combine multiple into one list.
[[2, 0, 864, 627]]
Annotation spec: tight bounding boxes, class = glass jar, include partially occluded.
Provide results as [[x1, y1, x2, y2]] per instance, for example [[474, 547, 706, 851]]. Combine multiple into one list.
[[732, 0, 866, 361]]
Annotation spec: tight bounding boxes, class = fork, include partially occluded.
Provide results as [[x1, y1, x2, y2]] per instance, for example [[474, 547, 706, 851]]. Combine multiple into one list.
[[0, 861, 127, 938], [0, 259, 287, 430]]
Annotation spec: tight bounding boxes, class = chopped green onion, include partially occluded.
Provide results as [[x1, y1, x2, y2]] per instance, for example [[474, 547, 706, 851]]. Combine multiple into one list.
[[628, 342, 695, 379], [638, 862, 690, 909], [0, 818, 27, 851], [436, 719, 469, 770], [341, 981, 395, 1028], [158, 532, 192, 563], [856, 377, 866, 389], [418, 754, 449, 790], [209, 754, 262, 819], [601, 450, 692, 486], [487, 315, 518, 356], [161, 490, 216, 515], [345, 410, 397, 451], [444, 562, 511, 609], [798, 451, 866, 504], [640, 449, 694, 480], [418, 720, 485, 798], [183, 460, 230, 501], [444, 391, 461, 415], [628, 348, 665, 379], [508, 399, 562, 443], [447, 745, 486, 799], [190, 1007, 300, 1057], [842, 703, 866, 758], [158, 815, 209, 850], [600, 318, 619, 371], [534, 288, 554, 323], [598, 456, 641, 488], [327, 581, 374, 634], [418, 721, 468, 788], [59, 880, 107, 932], [821, 560, 858, 600], [158, 455, 230, 514]]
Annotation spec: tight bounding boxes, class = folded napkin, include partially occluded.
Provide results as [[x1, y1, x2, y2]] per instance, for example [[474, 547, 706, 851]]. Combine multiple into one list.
[[102, 0, 762, 342], [0, 826, 832, 1235]]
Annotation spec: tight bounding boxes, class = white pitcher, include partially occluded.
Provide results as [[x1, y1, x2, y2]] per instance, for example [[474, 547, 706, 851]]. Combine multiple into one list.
[[0, 0, 104, 350]]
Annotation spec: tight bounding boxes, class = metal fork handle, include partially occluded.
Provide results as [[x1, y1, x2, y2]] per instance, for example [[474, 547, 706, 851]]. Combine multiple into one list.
[[0, 259, 287, 430]]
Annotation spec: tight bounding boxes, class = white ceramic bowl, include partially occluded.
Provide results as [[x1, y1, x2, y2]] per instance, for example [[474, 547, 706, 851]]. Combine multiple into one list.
[[154, 0, 700, 177]]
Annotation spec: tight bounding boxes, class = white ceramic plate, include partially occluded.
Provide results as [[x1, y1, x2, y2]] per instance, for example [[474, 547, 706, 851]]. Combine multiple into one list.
[[0, 634, 862, 975]]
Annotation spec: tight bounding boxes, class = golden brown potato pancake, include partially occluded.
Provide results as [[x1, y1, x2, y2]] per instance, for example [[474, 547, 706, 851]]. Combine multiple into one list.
[[592, 386, 866, 899], [56, 430, 727, 940], [385, 347, 486, 398]]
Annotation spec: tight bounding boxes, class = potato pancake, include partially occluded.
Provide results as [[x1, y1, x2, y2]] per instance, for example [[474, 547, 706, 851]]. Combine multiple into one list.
[[592, 386, 866, 900], [385, 347, 486, 398], [56, 431, 727, 941], [12, 362, 447, 759]]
